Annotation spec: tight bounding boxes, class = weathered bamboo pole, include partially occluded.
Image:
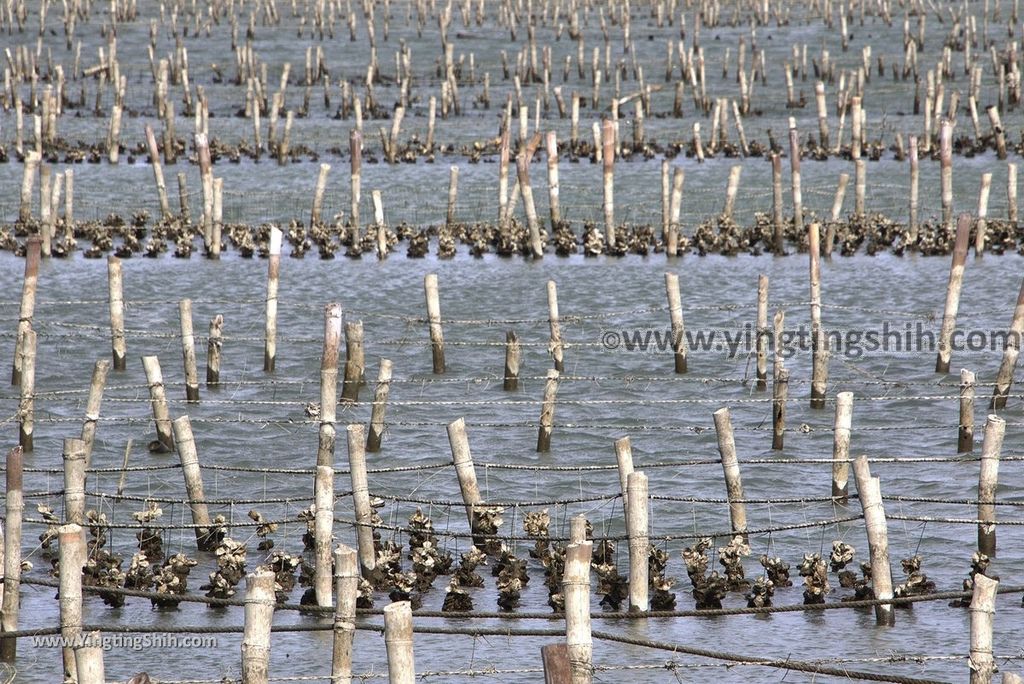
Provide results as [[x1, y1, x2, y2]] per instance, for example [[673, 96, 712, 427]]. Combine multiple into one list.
[[977, 415, 1006, 557], [17, 152, 39, 225], [425, 273, 445, 373], [772, 368, 789, 450], [145, 125, 172, 219], [771, 153, 785, 253], [12, 237, 40, 387], [542, 644, 571, 684], [107, 256, 126, 371], [264, 227, 283, 373], [332, 544, 359, 684], [936, 215, 973, 374], [832, 391, 854, 501], [172, 416, 214, 551], [142, 356, 174, 453], [614, 436, 634, 518], [790, 121, 804, 235], [909, 136, 920, 246], [852, 455, 895, 626], [341, 321, 365, 403], [62, 438, 87, 529], [241, 568, 276, 684], [207, 315, 224, 387], [58, 524, 85, 682], [547, 131, 561, 227], [518, 153, 544, 259], [713, 407, 747, 536], [960, 369, 977, 453], [809, 222, 827, 409], [384, 602, 415, 684], [547, 281, 564, 372], [366, 359, 393, 452], [446, 166, 459, 228], [667, 168, 683, 256], [602, 118, 616, 250], [975, 173, 993, 256], [940, 119, 954, 232], [73, 631, 104, 684], [969, 574, 998, 684], [536, 369, 560, 452], [314, 464, 335, 608], [347, 424, 375, 575], [0, 447, 23, 663], [350, 130, 362, 239], [179, 299, 200, 402], [665, 272, 688, 373], [990, 279, 1024, 409], [723, 165, 742, 220], [626, 471, 649, 613], [17, 329, 36, 452], [564, 540, 593, 684], [448, 417, 484, 544], [756, 275, 768, 390], [504, 331, 520, 391], [1008, 164, 1019, 227], [311, 163, 331, 229]]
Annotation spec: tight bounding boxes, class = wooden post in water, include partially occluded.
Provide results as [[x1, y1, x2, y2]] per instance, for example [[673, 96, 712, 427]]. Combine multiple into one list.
[[975, 173, 992, 256], [179, 300, 200, 402], [537, 369, 560, 452], [665, 273, 688, 373], [518, 153, 544, 259], [940, 119, 954, 232], [852, 455, 895, 626], [667, 168, 683, 256], [366, 359, 393, 452], [0, 447, 23, 662], [909, 135, 920, 247], [145, 125, 172, 219], [107, 256, 127, 371], [960, 370, 977, 452], [602, 119, 616, 250], [142, 356, 174, 453], [17, 329, 36, 452], [311, 164, 331, 229], [79, 359, 109, 468], [332, 545, 359, 684], [241, 568, 276, 684], [264, 227, 283, 372], [563, 540, 593, 684], [626, 471, 649, 612], [314, 464, 335, 608], [62, 438, 86, 526], [350, 130, 362, 240], [425, 274, 445, 373], [723, 165, 742, 220], [547, 281, 564, 372], [448, 417, 484, 544], [341, 321, 365, 403], [384, 602, 415, 684], [614, 436, 634, 517], [1008, 164, 1019, 227], [207, 315, 224, 387], [756, 275, 768, 390], [969, 574, 998, 684], [317, 307, 342, 467], [789, 121, 804, 235], [977, 415, 1005, 557], [771, 153, 785, 253], [347, 424, 375, 576], [809, 222, 827, 408], [832, 392, 853, 501], [542, 644, 571, 684], [446, 166, 459, 228], [547, 131, 561, 227], [504, 332, 520, 390], [990, 279, 1024, 409], [172, 416, 214, 551], [936, 215, 972, 373], [11, 237, 40, 387], [772, 368, 789, 450], [713, 408, 747, 537], [74, 631, 105, 684], [57, 524, 85, 682]]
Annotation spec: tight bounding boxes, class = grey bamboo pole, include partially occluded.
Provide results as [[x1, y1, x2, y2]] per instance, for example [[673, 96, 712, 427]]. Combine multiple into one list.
[[207, 315, 224, 387], [142, 356, 174, 453], [446, 165, 459, 227], [564, 540, 593, 684], [969, 574, 998, 684], [17, 329, 35, 452], [832, 392, 853, 500], [62, 438, 86, 526], [17, 153, 39, 225], [909, 135, 920, 246], [977, 415, 1006, 557], [311, 163, 330, 229], [990, 278, 1024, 409], [602, 118, 616, 249], [772, 368, 789, 450], [425, 273, 445, 373], [961, 370, 977, 452], [940, 119, 954, 232], [547, 131, 561, 227], [504, 331, 520, 391], [518, 153, 544, 259], [145, 124, 172, 219], [789, 120, 804, 235], [366, 359, 393, 452], [341, 321, 365, 403], [614, 436, 634, 518], [80, 360, 110, 468], [314, 464, 335, 608], [1008, 164, 1019, 227], [665, 272, 687, 373], [975, 173, 993, 255], [667, 167, 683, 256], [241, 568, 276, 684], [0, 447, 23, 663], [448, 417, 483, 543], [771, 153, 784, 253], [58, 524, 85, 682], [264, 227, 283, 373], [11, 236, 40, 387], [347, 424, 375, 575], [936, 215, 973, 373], [384, 602, 415, 684], [852, 455, 895, 626], [713, 408, 747, 536], [107, 256, 126, 371], [332, 545, 359, 684], [179, 300, 200, 402], [350, 130, 362, 240], [536, 369, 560, 452], [809, 222, 828, 408], [547, 281, 564, 372], [626, 471, 649, 613], [73, 631, 104, 684], [172, 416, 214, 551], [756, 274, 769, 391]]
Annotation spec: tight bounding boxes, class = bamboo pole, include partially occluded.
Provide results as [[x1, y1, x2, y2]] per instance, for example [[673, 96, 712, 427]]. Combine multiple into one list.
[[347, 424, 375, 575], [79, 359, 110, 469], [384, 602, 415, 684], [425, 273, 446, 373], [713, 407, 747, 536], [969, 574, 998, 684], [852, 455, 895, 626], [809, 222, 827, 408], [990, 279, 1024, 409], [832, 392, 853, 500], [936, 215, 973, 373], [547, 131, 561, 227], [536, 369, 560, 452], [332, 545, 359, 684], [789, 121, 804, 235], [909, 136, 920, 246], [58, 524, 85, 682], [207, 315, 224, 387], [142, 356, 174, 453], [977, 415, 1006, 557], [241, 568, 276, 684], [17, 152, 39, 225], [547, 281, 564, 372], [542, 644, 571, 684], [62, 438, 87, 529], [145, 125, 172, 219], [107, 256, 127, 371], [17, 329, 36, 452], [446, 165, 459, 227], [518, 153, 544, 259], [626, 472, 649, 613], [756, 275, 768, 390], [73, 631, 104, 684], [563, 540, 593, 684], [172, 416, 214, 551], [311, 163, 331, 229], [771, 153, 784, 253], [448, 417, 483, 543], [0, 447, 23, 663], [264, 227, 283, 372], [341, 321, 365, 403], [366, 359, 393, 452], [665, 272, 688, 373], [504, 331, 520, 391], [961, 370, 977, 452], [350, 130, 362, 240], [179, 300, 200, 402], [772, 368, 789, 450], [314, 464, 335, 607], [975, 173, 993, 256], [602, 118, 616, 249], [614, 436, 634, 517], [11, 237, 40, 387], [940, 119, 954, 232]]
